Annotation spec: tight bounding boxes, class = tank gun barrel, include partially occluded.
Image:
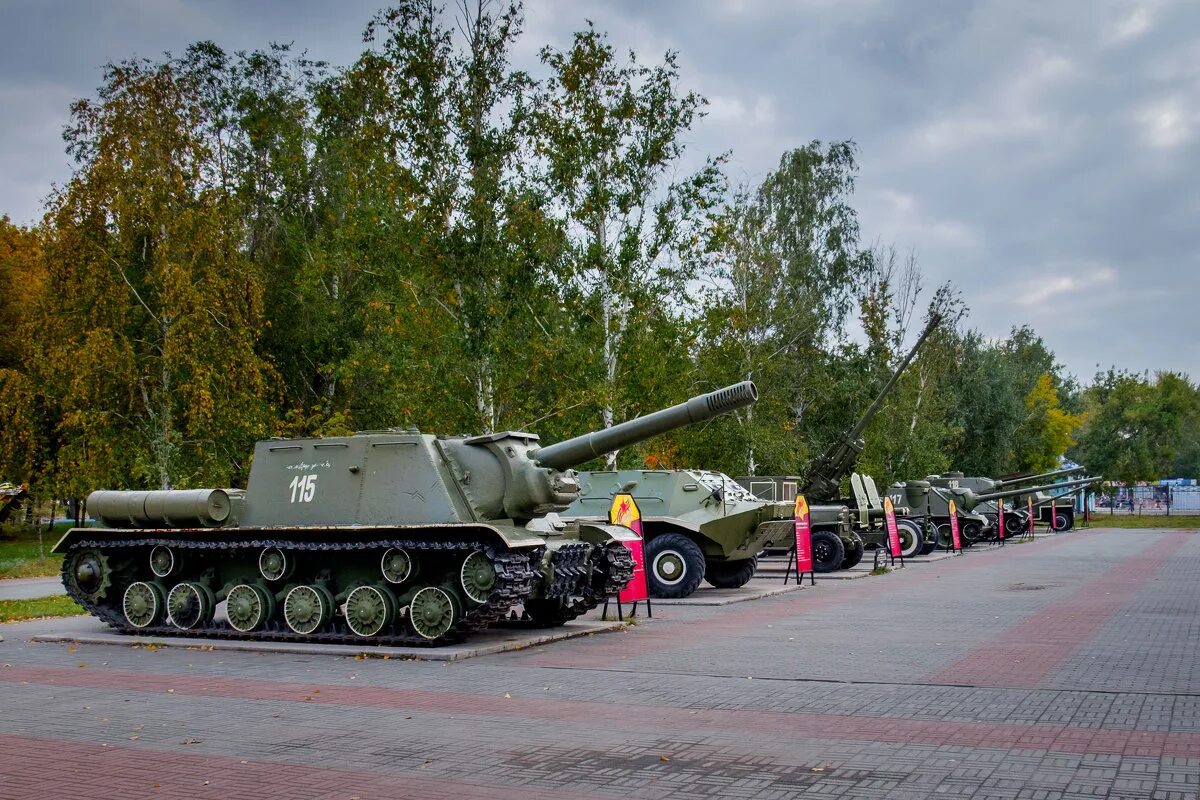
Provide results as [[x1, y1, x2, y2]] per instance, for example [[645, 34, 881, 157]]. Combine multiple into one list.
[[995, 465, 1086, 488], [975, 475, 1099, 504], [802, 313, 942, 500], [533, 381, 758, 471]]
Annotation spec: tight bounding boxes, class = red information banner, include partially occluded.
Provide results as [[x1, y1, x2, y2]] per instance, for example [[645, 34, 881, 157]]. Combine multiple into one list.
[[794, 495, 813, 573], [610, 493, 648, 603], [948, 499, 962, 551], [997, 502, 1006, 541], [883, 496, 902, 558], [1027, 496, 1035, 537]]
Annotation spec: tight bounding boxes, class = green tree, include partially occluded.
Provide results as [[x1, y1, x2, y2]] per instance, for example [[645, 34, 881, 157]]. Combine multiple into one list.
[[1073, 370, 1200, 485], [40, 56, 275, 493], [536, 24, 724, 466]]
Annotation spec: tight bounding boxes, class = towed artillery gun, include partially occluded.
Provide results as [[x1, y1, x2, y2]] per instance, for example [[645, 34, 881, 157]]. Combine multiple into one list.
[[563, 469, 795, 598], [886, 475, 1098, 547], [737, 315, 943, 572], [926, 466, 1087, 538], [55, 382, 756, 646]]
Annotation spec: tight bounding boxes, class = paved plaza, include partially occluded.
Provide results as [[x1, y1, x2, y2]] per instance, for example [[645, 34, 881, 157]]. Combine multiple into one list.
[[1, 528, 1198, 799]]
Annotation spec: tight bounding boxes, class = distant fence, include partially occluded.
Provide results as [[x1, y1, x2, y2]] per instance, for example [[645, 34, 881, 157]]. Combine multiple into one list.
[[1095, 484, 1200, 515]]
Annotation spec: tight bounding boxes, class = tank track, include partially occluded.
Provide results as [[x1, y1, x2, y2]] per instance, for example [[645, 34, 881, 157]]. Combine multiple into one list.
[[62, 535, 539, 647], [507, 540, 636, 627]]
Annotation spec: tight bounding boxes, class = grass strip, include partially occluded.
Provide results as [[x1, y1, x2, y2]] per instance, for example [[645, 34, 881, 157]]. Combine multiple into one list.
[[0, 594, 84, 624], [1082, 515, 1200, 530]]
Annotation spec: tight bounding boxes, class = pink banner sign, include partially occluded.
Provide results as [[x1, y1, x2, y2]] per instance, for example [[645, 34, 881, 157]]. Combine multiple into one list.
[[794, 495, 813, 573], [948, 499, 962, 551], [883, 496, 902, 557], [997, 502, 1006, 540]]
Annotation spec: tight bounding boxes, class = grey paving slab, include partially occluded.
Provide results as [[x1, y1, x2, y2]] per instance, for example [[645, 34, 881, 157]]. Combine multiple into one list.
[[651, 579, 803, 606], [0, 527, 1197, 800], [0, 575, 64, 600], [22, 615, 627, 661]]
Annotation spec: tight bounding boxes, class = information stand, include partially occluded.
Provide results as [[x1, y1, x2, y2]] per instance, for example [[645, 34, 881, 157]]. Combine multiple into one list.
[[601, 493, 652, 621], [1021, 496, 1036, 541], [784, 495, 816, 586], [882, 496, 904, 567], [945, 499, 964, 555]]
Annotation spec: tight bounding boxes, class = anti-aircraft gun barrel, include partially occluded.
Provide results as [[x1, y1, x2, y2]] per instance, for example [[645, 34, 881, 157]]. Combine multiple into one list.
[[802, 313, 943, 500], [995, 465, 1087, 488], [533, 381, 759, 471]]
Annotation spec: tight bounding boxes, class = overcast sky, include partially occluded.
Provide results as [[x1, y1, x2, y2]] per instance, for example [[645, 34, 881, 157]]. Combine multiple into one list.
[[1, 0, 1196, 383]]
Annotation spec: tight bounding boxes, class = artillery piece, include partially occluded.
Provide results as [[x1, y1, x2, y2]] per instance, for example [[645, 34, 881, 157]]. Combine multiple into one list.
[[55, 382, 756, 646], [888, 475, 1098, 547], [737, 314, 942, 571], [927, 467, 1091, 538]]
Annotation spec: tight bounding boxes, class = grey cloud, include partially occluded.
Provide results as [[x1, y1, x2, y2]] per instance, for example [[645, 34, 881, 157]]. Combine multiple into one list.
[[0, 0, 1195, 381]]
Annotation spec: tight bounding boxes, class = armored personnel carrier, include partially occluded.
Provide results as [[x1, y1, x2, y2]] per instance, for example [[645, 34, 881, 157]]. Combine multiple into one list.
[[55, 382, 757, 646], [563, 469, 793, 598], [738, 315, 942, 571]]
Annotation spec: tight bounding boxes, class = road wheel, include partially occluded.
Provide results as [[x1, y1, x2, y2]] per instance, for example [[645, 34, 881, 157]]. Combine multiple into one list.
[[840, 534, 865, 569], [645, 533, 706, 598], [961, 521, 984, 546], [1053, 511, 1072, 531], [918, 522, 939, 555], [811, 529, 846, 573], [704, 557, 758, 589]]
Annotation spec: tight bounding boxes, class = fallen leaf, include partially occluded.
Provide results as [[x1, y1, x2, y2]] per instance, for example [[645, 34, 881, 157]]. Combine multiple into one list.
[[128, 735, 139, 741], [180, 738, 201, 745], [660, 755, 670, 762], [78, 663, 86, 669], [503, 692, 511, 699], [68, 645, 76, 653], [167, 689, 175, 694]]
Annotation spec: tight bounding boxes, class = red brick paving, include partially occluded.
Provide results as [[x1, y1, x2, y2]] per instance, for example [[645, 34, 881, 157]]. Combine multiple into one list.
[[0, 734, 603, 800], [4, 664, 1198, 758], [928, 531, 1190, 687]]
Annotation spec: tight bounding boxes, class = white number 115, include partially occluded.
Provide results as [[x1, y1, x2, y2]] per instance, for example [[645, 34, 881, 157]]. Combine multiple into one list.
[[289, 474, 317, 503]]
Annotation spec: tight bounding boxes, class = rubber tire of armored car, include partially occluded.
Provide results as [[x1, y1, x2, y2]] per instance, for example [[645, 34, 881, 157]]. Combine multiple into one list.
[[645, 533, 706, 598]]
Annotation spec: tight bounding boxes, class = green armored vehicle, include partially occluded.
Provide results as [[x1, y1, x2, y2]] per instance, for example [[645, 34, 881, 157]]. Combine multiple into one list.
[[927, 467, 1087, 539], [737, 315, 942, 571], [54, 382, 757, 645], [563, 469, 793, 598], [887, 474, 1098, 547]]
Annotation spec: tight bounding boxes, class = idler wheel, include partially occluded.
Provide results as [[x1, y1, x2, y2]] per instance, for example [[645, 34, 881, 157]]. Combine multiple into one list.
[[459, 550, 496, 604], [167, 582, 216, 630], [345, 585, 396, 637], [226, 584, 275, 633], [380, 548, 413, 584], [283, 585, 333, 635], [408, 586, 457, 640], [149, 546, 175, 578], [123, 581, 166, 629], [258, 547, 290, 581]]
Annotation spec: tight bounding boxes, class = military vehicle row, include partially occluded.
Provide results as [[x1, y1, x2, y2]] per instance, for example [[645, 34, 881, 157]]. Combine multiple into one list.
[[56, 382, 758, 645]]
